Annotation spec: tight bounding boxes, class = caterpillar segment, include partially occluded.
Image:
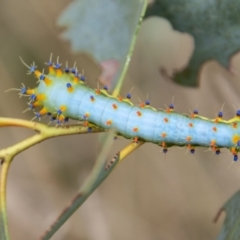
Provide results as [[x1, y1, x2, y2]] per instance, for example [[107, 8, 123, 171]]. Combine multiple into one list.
[[18, 56, 240, 161]]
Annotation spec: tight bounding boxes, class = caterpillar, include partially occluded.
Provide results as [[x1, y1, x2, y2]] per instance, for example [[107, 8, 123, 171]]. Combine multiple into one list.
[[15, 55, 240, 161]]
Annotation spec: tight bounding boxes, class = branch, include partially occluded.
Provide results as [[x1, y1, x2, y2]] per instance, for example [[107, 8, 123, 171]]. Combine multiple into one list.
[[0, 117, 104, 239], [40, 139, 144, 240]]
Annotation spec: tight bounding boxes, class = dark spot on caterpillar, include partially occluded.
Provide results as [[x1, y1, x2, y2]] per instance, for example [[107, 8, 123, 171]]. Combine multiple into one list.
[[90, 95, 95, 102], [35, 112, 41, 119], [190, 148, 195, 154], [1, 158, 4, 164], [57, 109, 63, 115], [80, 75, 86, 81], [64, 67, 70, 73], [71, 68, 76, 74], [193, 109, 199, 114], [145, 100, 150, 105], [215, 149, 221, 155], [163, 147, 168, 153], [169, 103, 174, 109], [66, 83, 72, 88], [126, 93, 131, 99], [39, 74, 45, 80], [218, 111, 223, 118], [30, 94, 36, 101]]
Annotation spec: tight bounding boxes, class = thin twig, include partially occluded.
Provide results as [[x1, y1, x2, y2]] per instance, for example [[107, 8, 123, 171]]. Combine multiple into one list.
[[0, 117, 104, 238], [40, 140, 144, 240]]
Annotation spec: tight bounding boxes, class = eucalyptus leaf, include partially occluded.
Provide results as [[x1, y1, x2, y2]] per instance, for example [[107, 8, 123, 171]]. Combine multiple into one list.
[[145, 0, 240, 86]]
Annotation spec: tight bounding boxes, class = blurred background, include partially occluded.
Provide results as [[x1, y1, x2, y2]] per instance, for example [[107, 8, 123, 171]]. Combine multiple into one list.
[[1, 0, 240, 239]]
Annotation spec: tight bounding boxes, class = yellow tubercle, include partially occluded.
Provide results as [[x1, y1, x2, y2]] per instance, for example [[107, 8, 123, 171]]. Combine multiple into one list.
[[26, 89, 35, 95], [36, 93, 46, 101], [34, 70, 41, 78], [232, 135, 240, 145], [44, 78, 52, 86], [60, 105, 67, 112], [58, 114, 65, 122], [67, 86, 74, 92], [73, 77, 79, 84], [39, 107, 48, 116], [48, 66, 55, 75], [56, 69, 62, 76], [32, 101, 42, 108]]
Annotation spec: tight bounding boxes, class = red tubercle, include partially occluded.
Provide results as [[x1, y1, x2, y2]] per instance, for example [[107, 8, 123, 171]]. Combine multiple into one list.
[[212, 127, 217, 132], [209, 140, 217, 151], [106, 120, 112, 126], [189, 122, 193, 127], [112, 103, 118, 110], [95, 89, 101, 95], [159, 142, 166, 148], [164, 118, 169, 123], [186, 136, 192, 142], [118, 95, 123, 102], [133, 127, 139, 132], [133, 137, 139, 143], [83, 121, 89, 127], [139, 102, 145, 108], [161, 133, 167, 138], [136, 111, 142, 116]]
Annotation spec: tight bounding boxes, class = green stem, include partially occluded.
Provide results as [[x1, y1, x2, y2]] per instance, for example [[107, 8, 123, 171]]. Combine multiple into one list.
[[40, 139, 144, 240], [112, 0, 148, 97], [0, 157, 11, 240]]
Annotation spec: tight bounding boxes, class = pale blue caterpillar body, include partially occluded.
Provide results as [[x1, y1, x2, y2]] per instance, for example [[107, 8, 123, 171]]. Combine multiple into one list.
[[19, 57, 240, 160]]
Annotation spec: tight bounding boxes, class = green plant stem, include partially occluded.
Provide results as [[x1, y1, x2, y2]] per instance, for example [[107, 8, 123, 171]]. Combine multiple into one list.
[[40, 140, 144, 240], [0, 156, 11, 240], [112, 0, 148, 97]]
